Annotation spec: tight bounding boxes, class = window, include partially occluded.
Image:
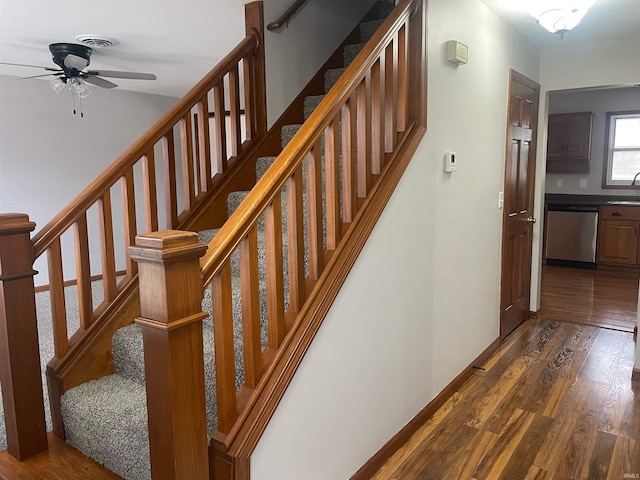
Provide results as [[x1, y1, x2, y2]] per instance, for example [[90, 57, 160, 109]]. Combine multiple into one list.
[[604, 111, 640, 187]]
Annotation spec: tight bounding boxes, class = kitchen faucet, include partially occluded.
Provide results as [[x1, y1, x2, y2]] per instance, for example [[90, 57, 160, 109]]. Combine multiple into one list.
[[632, 171, 640, 186]]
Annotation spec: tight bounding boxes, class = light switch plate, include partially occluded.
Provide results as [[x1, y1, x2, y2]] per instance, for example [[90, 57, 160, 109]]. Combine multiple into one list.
[[556, 179, 563, 188], [580, 178, 588, 188]]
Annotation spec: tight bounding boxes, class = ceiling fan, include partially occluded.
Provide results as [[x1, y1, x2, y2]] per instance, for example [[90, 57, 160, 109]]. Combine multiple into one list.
[[0, 43, 157, 115]]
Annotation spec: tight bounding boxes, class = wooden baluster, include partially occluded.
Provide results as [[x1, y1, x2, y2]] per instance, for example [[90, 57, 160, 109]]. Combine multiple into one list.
[[121, 170, 138, 276], [142, 150, 159, 232], [385, 36, 398, 153], [229, 64, 242, 157], [180, 114, 196, 211], [306, 143, 324, 280], [74, 213, 93, 330], [371, 57, 385, 174], [357, 75, 372, 198], [341, 96, 357, 223], [196, 96, 212, 191], [287, 167, 306, 313], [325, 118, 341, 250], [397, 22, 409, 133], [0, 213, 48, 460], [129, 230, 209, 480], [408, 0, 426, 126], [245, 1, 267, 138], [240, 226, 262, 388], [47, 239, 69, 358], [212, 261, 238, 434], [98, 191, 117, 302], [162, 132, 178, 229], [242, 56, 255, 142], [265, 195, 285, 348], [213, 80, 228, 174]]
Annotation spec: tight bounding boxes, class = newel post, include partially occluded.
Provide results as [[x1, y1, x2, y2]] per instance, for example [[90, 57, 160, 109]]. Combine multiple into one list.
[[0, 213, 48, 460], [129, 230, 209, 480]]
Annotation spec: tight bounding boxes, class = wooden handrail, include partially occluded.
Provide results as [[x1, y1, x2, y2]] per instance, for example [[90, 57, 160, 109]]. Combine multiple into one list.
[[266, 0, 309, 31], [32, 33, 259, 257], [201, 0, 414, 282]]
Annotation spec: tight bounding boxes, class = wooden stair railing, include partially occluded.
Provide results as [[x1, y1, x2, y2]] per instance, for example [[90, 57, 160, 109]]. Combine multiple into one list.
[[0, 1, 266, 454], [136, 0, 427, 477]]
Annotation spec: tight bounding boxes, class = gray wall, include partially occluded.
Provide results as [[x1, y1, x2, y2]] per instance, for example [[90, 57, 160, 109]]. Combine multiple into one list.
[[545, 86, 640, 195], [0, 75, 177, 284], [263, 0, 378, 127]]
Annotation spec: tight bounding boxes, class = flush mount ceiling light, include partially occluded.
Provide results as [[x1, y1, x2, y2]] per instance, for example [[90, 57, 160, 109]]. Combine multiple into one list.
[[530, 0, 594, 38]]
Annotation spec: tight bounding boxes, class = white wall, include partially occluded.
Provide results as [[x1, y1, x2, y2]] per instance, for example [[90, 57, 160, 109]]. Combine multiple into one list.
[[264, 0, 378, 127], [0, 75, 177, 285], [530, 36, 640, 311], [545, 87, 640, 195], [251, 0, 539, 477]]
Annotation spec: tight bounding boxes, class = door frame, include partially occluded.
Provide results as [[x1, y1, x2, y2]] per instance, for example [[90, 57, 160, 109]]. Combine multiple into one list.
[[499, 69, 541, 340]]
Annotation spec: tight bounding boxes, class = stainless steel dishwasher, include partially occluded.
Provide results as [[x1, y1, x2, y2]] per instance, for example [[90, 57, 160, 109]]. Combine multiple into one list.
[[545, 204, 599, 268]]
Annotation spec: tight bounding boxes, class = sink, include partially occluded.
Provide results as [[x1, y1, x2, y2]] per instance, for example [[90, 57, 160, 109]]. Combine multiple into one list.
[[607, 200, 640, 206]]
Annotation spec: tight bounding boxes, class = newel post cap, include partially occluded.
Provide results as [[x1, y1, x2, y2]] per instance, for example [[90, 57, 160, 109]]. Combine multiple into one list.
[[0, 213, 36, 236], [128, 230, 207, 264]]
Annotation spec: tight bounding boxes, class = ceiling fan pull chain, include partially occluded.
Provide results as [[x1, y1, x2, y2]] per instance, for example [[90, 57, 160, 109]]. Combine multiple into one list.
[[80, 94, 84, 118]]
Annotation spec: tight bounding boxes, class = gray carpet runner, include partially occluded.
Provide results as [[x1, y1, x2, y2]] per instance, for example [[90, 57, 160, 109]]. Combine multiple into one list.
[[0, 14, 388, 480]]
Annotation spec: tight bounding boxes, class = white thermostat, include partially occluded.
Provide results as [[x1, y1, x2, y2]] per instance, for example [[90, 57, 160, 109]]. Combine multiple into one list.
[[444, 152, 456, 173]]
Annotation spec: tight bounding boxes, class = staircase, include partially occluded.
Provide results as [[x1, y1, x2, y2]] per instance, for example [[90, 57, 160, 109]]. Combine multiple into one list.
[[57, 14, 390, 480], [0, 0, 427, 478]]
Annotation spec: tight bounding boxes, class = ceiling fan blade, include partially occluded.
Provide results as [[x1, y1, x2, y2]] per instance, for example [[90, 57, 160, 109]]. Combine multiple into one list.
[[86, 70, 156, 80], [19, 73, 58, 80], [64, 54, 89, 70], [83, 75, 118, 89], [0, 61, 59, 71]]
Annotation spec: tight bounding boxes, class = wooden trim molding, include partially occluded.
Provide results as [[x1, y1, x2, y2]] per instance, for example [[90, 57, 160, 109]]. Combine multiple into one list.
[[350, 337, 501, 480]]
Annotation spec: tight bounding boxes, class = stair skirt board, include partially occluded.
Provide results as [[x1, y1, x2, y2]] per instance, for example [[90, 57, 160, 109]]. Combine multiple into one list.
[[0, 14, 390, 480]]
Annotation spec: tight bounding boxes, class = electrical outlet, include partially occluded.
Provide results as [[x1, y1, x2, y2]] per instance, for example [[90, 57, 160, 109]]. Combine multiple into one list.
[[580, 178, 588, 188], [556, 179, 563, 188]]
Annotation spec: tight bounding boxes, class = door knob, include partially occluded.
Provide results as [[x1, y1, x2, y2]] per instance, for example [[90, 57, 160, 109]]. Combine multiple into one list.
[[526, 216, 537, 224]]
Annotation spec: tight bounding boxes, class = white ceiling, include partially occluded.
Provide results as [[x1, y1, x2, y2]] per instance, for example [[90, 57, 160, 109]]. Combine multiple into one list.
[[1, 0, 639, 99], [0, 0, 253, 98], [479, 0, 640, 48]]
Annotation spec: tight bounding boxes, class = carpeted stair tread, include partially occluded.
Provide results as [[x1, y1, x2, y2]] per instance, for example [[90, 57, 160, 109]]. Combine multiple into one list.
[[304, 95, 325, 120], [282, 124, 303, 149], [344, 43, 366, 67], [324, 68, 345, 93], [61, 375, 151, 480], [198, 228, 219, 244], [360, 19, 385, 43], [227, 190, 251, 218], [256, 156, 277, 181]]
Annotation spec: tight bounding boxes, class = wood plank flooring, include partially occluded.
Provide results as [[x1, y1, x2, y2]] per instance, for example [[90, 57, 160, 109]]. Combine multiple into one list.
[[540, 265, 638, 333], [0, 433, 121, 480], [371, 319, 640, 480], [371, 265, 640, 479]]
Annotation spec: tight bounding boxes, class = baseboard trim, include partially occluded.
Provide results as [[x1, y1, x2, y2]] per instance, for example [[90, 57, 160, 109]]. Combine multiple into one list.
[[34, 270, 127, 293], [350, 336, 501, 480], [633, 368, 640, 383]]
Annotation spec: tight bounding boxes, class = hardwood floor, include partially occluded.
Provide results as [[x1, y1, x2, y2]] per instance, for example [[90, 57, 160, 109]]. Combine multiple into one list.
[[370, 319, 640, 479], [540, 265, 638, 333], [0, 433, 121, 479]]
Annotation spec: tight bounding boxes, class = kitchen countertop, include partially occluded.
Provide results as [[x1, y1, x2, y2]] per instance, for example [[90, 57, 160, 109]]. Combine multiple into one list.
[[545, 194, 640, 206]]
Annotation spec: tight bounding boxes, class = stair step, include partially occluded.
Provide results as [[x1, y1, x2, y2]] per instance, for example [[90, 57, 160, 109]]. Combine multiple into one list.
[[304, 95, 325, 120], [344, 43, 366, 67], [197, 228, 219, 244], [282, 124, 303, 149], [61, 375, 151, 480], [360, 19, 385, 43], [256, 156, 277, 181], [227, 190, 251, 218], [324, 68, 345, 93]]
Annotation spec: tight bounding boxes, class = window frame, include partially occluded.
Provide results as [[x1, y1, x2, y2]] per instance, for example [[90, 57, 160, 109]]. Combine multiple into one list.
[[603, 110, 640, 189]]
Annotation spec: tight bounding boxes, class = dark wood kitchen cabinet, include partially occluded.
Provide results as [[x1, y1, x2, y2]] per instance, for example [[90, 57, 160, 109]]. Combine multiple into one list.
[[546, 112, 593, 174], [597, 206, 640, 266]]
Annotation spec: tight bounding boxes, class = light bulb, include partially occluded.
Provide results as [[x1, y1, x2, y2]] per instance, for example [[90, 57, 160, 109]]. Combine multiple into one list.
[[49, 77, 65, 94]]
